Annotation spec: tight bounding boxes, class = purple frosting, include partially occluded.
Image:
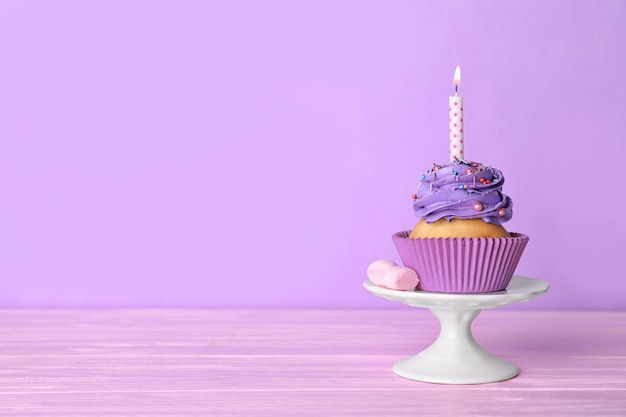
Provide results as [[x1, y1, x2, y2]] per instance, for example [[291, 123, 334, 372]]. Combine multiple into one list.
[[412, 160, 513, 224]]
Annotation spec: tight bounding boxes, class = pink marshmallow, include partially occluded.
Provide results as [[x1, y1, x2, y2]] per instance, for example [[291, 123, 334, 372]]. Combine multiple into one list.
[[383, 266, 419, 291], [366, 259, 397, 286]]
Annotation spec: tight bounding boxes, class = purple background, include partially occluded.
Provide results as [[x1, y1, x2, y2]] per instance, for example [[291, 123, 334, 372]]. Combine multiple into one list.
[[1, 1, 624, 309]]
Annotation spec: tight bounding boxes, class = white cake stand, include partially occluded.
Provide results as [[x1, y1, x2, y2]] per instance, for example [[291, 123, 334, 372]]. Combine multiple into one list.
[[363, 276, 549, 384]]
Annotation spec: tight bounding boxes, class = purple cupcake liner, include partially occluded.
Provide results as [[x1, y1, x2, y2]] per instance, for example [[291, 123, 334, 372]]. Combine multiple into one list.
[[392, 231, 529, 293]]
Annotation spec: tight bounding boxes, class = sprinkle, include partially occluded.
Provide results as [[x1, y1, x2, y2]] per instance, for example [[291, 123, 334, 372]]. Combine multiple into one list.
[[498, 208, 507, 217], [473, 202, 484, 212], [411, 194, 417, 200]]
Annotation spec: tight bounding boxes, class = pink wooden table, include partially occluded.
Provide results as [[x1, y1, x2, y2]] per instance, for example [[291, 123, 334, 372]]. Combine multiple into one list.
[[0, 309, 624, 416]]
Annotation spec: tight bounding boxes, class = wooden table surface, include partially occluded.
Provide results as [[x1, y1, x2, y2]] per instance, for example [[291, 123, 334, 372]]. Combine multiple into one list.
[[0, 309, 624, 416]]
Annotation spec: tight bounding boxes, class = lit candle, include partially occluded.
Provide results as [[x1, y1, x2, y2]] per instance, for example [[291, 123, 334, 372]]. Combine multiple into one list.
[[449, 65, 464, 162]]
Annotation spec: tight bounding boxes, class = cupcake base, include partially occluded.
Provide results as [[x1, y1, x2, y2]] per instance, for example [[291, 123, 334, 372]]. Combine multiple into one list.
[[392, 230, 529, 293]]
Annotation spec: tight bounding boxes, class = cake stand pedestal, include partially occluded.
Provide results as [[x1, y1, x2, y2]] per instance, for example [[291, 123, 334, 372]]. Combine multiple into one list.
[[363, 276, 549, 384]]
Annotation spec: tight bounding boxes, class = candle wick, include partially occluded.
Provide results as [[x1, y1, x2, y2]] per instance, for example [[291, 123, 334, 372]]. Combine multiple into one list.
[[455, 85, 458, 96]]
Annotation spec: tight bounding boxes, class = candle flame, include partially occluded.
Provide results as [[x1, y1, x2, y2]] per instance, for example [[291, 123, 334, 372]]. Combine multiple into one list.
[[453, 65, 461, 85]]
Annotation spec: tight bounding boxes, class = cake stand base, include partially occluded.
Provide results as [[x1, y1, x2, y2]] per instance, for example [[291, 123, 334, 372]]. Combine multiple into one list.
[[363, 276, 549, 384], [393, 309, 518, 384]]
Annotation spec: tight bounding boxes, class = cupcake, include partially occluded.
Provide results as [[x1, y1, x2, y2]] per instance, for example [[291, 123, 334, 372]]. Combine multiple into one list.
[[392, 160, 528, 293]]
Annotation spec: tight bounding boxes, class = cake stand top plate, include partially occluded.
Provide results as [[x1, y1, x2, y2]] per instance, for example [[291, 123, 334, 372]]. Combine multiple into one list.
[[363, 276, 549, 310]]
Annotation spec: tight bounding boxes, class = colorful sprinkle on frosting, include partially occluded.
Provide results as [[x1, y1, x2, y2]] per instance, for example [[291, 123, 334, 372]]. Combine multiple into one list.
[[412, 160, 512, 224]]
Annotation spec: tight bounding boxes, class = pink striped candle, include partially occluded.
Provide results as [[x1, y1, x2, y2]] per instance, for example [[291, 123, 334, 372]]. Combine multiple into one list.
[[449, 65, 464, 162]]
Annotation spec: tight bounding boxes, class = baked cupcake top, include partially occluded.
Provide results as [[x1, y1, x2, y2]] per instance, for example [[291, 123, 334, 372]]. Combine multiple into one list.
[[412, 160, 512, 224]]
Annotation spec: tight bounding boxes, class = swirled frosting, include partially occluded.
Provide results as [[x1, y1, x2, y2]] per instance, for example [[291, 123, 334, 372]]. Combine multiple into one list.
[[412, 160, 512, 224]]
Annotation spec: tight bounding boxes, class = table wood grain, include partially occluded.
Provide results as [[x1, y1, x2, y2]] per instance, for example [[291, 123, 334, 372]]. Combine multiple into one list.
[[0, 309, 624, 416]]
